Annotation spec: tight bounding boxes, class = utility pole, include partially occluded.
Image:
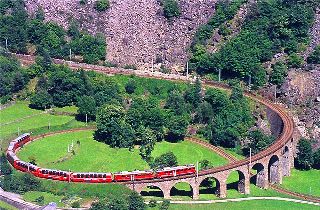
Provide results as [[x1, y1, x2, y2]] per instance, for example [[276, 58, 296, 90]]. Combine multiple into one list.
[[85, 114, 88, 126], [196, 161, 199, 179], [69, 48, 72, 61], [248, 75, 252, 90], [186, 62, 189, 79], [249, 147, 252, 173], [151, 58, 154, 72], [48, 122, 51, 130], [5, 38, 8, 50], [274, 85, 277, 103], [218, 69, 221, 82]]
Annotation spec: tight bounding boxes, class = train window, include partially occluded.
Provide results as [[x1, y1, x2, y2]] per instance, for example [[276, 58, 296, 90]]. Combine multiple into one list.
[[103, 174, 106, 178], [94, 174, 97, 178], [77, 174, 80, 178], [98, 174, 102, 178], [81, 174, 84, 178], [90, 174, 93, 178], [85, 174, 89, 178]]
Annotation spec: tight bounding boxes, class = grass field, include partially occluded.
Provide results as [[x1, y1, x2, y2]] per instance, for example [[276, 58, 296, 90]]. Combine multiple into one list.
[[165, 200, 320, 210], [23, 191, 65, 207], [0, 201, 18, 210], [281, 169, 320, 197], [18, 130, 227, 172]]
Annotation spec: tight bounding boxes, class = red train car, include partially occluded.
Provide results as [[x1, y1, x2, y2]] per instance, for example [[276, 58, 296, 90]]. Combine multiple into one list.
[[113, 170, 155, 182], [16, 133, 31, 148], [156, 165, 196, 179], [71, 173, 113, 183], [37, 169, 71, 181], [6, 151, 19, 168]]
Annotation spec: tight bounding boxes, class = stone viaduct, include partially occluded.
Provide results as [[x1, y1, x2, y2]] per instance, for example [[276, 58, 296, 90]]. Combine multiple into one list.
[[14, 53, 297, 200]]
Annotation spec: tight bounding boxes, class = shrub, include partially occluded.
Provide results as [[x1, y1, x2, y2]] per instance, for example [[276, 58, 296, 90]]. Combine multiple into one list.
[[307, 45, 320, 64], [295, 139, 314, 170], [79, 0, 87, 5], [269, 62, 288, 86], [163, 0, 181, 19], [160, 200, 170, 210], [94, 0, 110, 12], [125, 79, 137, 94], [287, 53, 304, 68], [148, 199, 157, 208], [71, 201, 81, 208]]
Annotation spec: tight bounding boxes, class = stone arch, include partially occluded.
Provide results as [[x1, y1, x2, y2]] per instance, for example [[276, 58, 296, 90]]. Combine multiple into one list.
[[199, 176, 221, 198], [282, 146, 290, 176], [170, 181, 194, 199], [226, 169, 249, 194], [251, 163, 267, 189], [140, 185, 164, 198], [268, 155, 281, 184]]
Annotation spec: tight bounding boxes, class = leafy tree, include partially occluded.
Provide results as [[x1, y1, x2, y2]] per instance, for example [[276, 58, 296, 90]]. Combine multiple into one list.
[[287, 53, 304, 68], [95, 104, 135, 148], [77, 95, 96, 121], [194, 101, 213, 124], [95, 0, 110, 12], [162, 0, 181, 19], [295, 139, 314, 170], [151, 152, 178, 169], [68, 20, 80, 39], [242, 130, 274, 156], [160, 200, 170, 210], [136, 126, 156, 160], [312, 148, 320, 169], [128, 191, 146, 210], [125, 79, 137, 94], [166, 115, 189, 142], [270, 62, 288, 86], [184, 78, 202, 108], [30, 91, 52, 110], [0, 153, 12, 175], [307, 45, 320, 64], [199, 159, 212, 170], [165, 90, 188, 115]]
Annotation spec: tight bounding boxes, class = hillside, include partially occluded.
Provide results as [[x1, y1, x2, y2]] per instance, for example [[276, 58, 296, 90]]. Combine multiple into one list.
[[25, 0, 217, 71]]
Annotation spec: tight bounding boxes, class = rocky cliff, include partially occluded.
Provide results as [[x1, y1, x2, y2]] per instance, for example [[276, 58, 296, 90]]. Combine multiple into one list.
[[24, 0, 217, 71]]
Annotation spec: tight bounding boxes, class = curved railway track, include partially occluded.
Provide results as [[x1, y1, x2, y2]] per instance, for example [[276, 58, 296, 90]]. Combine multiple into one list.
[[12, 54, 320, 203]]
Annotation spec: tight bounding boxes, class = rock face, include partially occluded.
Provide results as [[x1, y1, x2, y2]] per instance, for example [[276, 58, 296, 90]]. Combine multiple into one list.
[[24, 0, 217, 71]]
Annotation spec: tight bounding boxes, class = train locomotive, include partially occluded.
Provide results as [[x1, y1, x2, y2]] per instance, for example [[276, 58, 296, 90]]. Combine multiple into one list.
[[6, 133, 196, 183]]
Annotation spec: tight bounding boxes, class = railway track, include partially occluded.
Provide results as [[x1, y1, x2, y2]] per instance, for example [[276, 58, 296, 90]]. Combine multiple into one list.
[[11, 54, 320, 204]]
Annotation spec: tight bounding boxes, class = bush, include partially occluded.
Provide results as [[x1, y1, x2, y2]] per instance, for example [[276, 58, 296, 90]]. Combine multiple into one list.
[[269, 62, 288, 86], [148, 200, 157, 208], [160, 200, 170, 210], [295, 139, 314, 170], [71, 201, 81, 208], [313, 149, 320, 169], [287, 53, 304, 68], [163, 0, 181, 19], [35, 196, 45, 205], [94, 0, 110, 12], [125, 79, 137, 94], [151, 152, 178, 169], [307, 45, 320, 64]]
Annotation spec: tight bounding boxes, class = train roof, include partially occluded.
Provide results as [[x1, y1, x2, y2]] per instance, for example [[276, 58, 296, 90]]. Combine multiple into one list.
[[72, 172, 112, 175], [114, 170, 153, 175], [40, 168, 69, 173], [7, 151, 19, 161], [158, 165, 195, 171]]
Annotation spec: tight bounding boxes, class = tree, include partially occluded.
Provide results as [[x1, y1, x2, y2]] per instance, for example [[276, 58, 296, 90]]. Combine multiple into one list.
[[128, 191, 146, 210], [0, 153, 12, 175], [77, 95, 96, 121], [312, 148, 320, 169], [95, 104, 135, 148], [184, 78, 202, 108], [194, 101, 213, 124], [295, 139, 314, 170], [307, 45, 320, 64], [125, 79, 137, 94], [166, 115, 189, 142], [165, 90, 188, 115], [243, 130, 274, 156], [151, 152, 178, 169], [270, 62, 288, 86], [30, 91, 52, 110], [136, 126, 156, 160], [163, 0, 181, 19], [95, 0, 110, 12], [160, 200, 170, 210], [199, 159, 212, 170], [287, 53, 304, 68]]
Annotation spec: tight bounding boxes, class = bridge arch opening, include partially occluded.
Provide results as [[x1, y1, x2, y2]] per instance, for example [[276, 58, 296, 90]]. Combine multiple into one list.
[[268, 155, 281, 184], [282, 146, 290, 176], [170, 182, 193, 199], [226, 170, 247, 195], [199, 177, 221, 198], [140, 185, 164, 198], [250, 163, 266, 189]]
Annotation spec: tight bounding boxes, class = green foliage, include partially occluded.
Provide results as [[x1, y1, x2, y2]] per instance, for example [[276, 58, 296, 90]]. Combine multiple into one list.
[[76, 95, 96, 121], [123, 64, 137, 70], [94, 0, 110, 12], [151, 152, 178, 169], [30, 91, 52, 110], [199, 159, 213, 170], [162, 0, 181, 19], [307, 45, 320, 64], [242, 130, 274, 156], [2, 173, 41, 194], [148, 200, 157, 208], [125, 79, 137, 94], [312, 148, 320, 169], [295, 138, 314, 170], [166, 115, 189, 142], [0, 153, 12, 175], [137, 126, 156, 160], [95, 104, 135, 148], [287, 53, 304, 68], [79, 0, 87, 5], [270, 62, 288, 86], [128, 191, 146, 210], [160, 200, 170, 210], [35, 196, 45, 205], [71, 201, 81, 208], [184, 79, 202, 108]]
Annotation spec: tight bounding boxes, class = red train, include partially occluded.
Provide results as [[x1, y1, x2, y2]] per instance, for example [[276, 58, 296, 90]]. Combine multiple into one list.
[[6, 133, 196, 183]]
